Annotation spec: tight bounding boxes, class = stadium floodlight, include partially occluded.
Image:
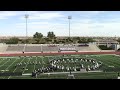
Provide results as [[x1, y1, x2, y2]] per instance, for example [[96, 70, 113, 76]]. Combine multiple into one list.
[[25, 14, 29, 44], [68, 16, 72, 38]]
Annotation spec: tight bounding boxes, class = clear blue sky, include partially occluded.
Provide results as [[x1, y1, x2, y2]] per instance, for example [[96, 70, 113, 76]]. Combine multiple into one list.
[[0, 11, 120, 37]]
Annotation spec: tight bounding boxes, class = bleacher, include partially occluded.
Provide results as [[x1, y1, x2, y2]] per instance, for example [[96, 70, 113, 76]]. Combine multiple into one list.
[[5, 44, 101, 52], [6, 45, 24, 52], [42, 46, 59, 52], [25, 46, 42, 52], [0, 43, 8, 52]]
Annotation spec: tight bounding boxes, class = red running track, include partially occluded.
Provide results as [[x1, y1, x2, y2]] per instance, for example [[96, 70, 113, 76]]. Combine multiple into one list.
[[0, 51, 120, 57]]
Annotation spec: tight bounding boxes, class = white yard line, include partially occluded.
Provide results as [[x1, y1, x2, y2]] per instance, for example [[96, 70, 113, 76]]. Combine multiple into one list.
[[22, 58, 31, 74], [0, 59, 11, 68], [0, 59, 11, 79], [0, 59, 5, 64], [41, 57, 45, 67], [42, 57, 45, 64], [2, 58, 18, 79], [8, 57, 26, 79], [13, 58, 25, 72], [47, 56, 50, 61], [33, 57, 37, 70], [4, 59, 17, 71]]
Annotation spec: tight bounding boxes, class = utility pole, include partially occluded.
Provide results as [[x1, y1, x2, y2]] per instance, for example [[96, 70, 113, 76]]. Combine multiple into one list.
[[68, 16, 72, 38], [25, 14, 29, 45]]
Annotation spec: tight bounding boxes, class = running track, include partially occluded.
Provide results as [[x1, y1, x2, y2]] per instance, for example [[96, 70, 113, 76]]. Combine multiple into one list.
[[0, 51, 120, 57]]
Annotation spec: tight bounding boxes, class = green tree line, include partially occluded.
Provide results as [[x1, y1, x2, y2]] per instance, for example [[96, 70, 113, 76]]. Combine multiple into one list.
[[1, 31, 96, 44]]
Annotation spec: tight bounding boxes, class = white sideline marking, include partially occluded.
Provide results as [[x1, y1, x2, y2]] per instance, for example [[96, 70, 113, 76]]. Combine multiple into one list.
[[42, 71, 103, 75], [22, 73, 32, 75], [108, 66, 114, 68], [118, 77, 120, 79], [0, 57, 20, 58], [1, 70, 9, 71]]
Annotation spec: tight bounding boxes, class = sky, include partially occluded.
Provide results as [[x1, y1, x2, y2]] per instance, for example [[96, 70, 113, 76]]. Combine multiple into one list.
[[0, 11, 120, 37]]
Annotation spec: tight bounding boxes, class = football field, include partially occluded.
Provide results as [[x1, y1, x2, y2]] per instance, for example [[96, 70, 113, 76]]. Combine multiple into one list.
[[0, 54, 120, 79]]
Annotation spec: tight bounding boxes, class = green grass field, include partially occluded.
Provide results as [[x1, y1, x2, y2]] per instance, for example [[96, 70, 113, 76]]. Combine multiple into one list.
[[0, 54, 120, 79]]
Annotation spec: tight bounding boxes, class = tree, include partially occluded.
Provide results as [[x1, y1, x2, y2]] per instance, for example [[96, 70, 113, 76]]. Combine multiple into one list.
[[39, 38, 46, 44], [72, 37, 79, 44], [33, 32, 44, 44], [47, 31, 56, 43], [66, 37, 73, 44], [33, 32, 43, 39], [78, 38, 85, 43], [47, 31, 56, 39], [6, 37, 19, 44], [81, 38, 88, 43], [87, 38, 95, 42], [75, 37, 80, 40]]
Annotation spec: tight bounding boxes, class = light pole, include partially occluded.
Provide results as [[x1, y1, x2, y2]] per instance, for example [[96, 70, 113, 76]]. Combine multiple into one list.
[[68, 16, 72, 38], [25, 14, 29, 45]]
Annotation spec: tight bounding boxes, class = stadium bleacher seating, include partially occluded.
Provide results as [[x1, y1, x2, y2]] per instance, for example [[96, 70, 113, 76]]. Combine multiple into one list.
[[6, 45, 24, 51], [5, 44, 101, 52]]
